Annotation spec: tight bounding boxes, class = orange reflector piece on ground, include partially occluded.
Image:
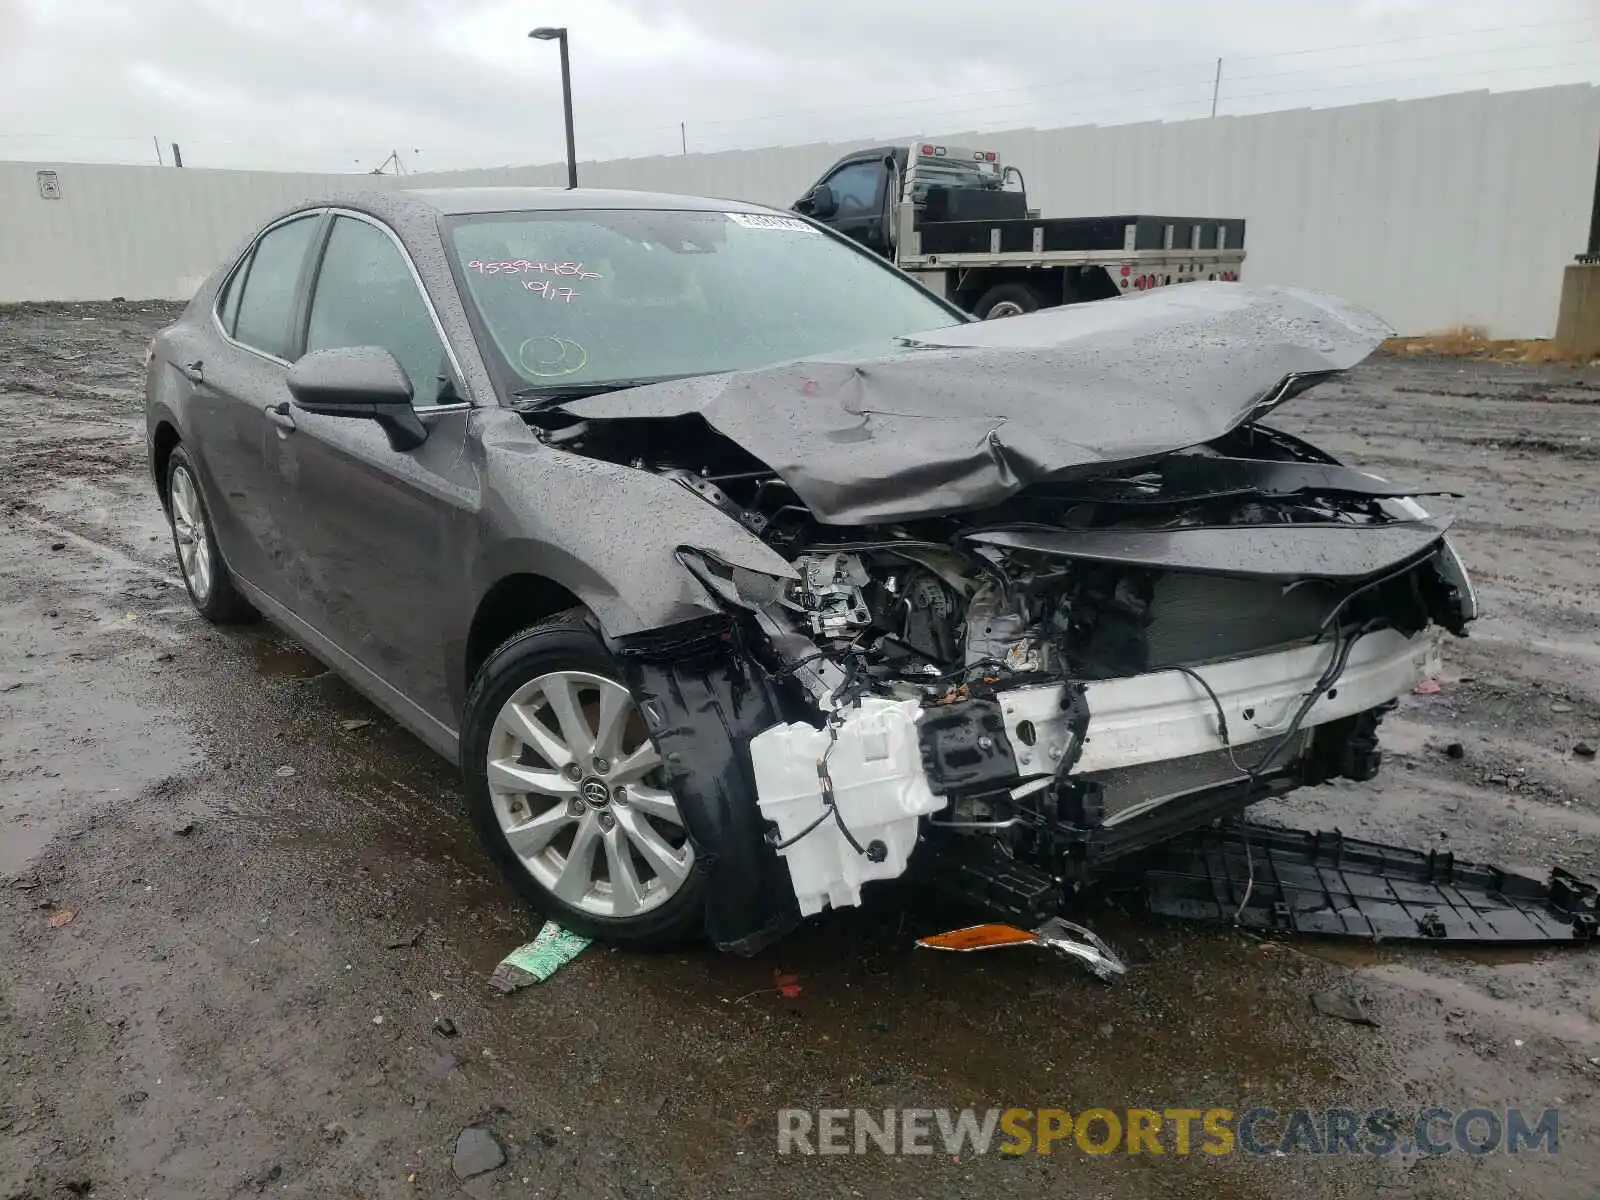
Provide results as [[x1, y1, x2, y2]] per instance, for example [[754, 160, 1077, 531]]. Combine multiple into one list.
[[916, 923, 1039, 951], [917, 918, 1128, 980]]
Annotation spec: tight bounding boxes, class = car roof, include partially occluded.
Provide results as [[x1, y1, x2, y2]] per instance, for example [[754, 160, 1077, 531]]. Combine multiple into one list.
[[389, 186, 778, 216]]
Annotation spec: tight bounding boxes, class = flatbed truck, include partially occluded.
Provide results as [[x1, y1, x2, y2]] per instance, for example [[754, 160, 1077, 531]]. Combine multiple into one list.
[[793, 141, 1246, 317]]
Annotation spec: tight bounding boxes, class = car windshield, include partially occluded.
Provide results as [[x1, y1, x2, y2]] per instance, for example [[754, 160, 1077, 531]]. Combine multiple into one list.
[[446, 208, 959, 393]]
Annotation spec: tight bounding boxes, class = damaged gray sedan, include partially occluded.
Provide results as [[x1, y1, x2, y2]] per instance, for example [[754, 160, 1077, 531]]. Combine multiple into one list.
[[144, 188, 1478, 953]]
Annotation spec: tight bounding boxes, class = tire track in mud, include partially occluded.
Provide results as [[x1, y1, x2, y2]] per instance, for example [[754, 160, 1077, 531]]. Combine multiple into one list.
[[6, 508, 179, 585]]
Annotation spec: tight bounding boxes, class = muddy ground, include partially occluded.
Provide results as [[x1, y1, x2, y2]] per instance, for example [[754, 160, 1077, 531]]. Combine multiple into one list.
[[1, 301, 1597, 1200]]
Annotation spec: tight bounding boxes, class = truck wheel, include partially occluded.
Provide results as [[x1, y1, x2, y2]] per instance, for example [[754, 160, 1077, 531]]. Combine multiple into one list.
[[973, 282, 1044, 319]]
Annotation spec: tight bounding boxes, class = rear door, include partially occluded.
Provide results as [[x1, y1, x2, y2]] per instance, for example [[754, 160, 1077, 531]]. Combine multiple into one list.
[[271, 212, 478, 724], [183, 211, 324, 603]]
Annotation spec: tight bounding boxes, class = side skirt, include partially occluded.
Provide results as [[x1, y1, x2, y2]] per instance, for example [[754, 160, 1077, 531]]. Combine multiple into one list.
[[232, 576, 460, 762]]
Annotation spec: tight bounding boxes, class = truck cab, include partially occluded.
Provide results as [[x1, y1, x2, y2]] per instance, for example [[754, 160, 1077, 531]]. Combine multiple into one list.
[[792, 145, 908, 259], [794, 141, 1246, 318]]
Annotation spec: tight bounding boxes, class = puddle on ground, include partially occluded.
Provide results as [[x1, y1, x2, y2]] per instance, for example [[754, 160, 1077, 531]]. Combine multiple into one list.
[[249, 639, 328, 679], [0, 690, 197, 877], [0, 822, 56, 880]]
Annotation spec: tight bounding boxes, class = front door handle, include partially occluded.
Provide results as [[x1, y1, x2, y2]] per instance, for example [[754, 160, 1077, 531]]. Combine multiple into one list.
[[264, 401, 297, 432], [180, 359, 204, 384]]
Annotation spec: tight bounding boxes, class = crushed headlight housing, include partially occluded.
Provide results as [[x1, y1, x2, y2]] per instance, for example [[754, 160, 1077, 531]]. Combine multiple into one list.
[[677, 547, 792, 610]]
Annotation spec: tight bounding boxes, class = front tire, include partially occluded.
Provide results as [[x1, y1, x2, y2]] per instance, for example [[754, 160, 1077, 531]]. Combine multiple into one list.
[[461, 613, 706, 948], [165, 446, 256, 624]]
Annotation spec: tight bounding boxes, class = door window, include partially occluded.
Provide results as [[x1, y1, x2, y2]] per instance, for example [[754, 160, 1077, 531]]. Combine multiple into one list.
[[232, 215, 319, 359], [824, 161, 883, 216], [305, 216, 451, 406]]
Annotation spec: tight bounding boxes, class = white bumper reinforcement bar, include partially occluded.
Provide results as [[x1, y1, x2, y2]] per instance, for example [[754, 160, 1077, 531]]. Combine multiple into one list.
[[1001, 628, 1440, 778]]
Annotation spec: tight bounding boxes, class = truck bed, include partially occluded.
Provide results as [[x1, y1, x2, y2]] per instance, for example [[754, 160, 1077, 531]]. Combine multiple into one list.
[[916, 213, 1246, 257]]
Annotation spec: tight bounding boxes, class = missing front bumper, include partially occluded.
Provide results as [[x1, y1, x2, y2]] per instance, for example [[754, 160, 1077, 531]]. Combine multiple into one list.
[[746, 630, 1438, 923], [620, 620, 1496, 954]]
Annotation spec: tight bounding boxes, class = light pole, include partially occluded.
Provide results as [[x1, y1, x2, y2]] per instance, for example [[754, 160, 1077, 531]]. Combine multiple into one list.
[[529, 26, 577, 189]]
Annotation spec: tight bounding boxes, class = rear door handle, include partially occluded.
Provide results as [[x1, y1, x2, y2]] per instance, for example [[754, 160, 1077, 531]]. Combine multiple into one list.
[[180, 359, 204, 384], [264, 401, 297, 432]]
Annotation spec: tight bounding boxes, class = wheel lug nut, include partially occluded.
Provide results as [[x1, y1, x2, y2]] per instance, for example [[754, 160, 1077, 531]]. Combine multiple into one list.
[[563, 763, 583, 781], [611, 786, 627, 804], [593, 757, 610, 774], [567, 799, 585, 817], [598, 812, 616, 832]]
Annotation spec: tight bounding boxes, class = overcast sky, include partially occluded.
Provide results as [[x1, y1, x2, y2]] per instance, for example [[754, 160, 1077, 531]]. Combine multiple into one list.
[[2, 0, 1597, 172]]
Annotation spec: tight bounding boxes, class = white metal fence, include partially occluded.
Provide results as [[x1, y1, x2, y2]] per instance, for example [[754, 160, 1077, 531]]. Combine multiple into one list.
[[3, 84, 1597, 336]]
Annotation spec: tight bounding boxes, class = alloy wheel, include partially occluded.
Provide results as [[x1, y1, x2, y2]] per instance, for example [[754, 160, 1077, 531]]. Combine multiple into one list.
[[170, 465, 213, 601], [486, 670, 693, 918]]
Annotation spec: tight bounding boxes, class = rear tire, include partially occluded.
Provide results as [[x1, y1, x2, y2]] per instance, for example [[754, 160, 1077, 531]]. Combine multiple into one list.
[[973, 281, 1045, 319], [165, 446, 256, 624], [461, 612, 707, 949]]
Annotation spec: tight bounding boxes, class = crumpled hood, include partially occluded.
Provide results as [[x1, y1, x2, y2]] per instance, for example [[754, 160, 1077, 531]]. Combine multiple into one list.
[[562, 283, 1394, 526]]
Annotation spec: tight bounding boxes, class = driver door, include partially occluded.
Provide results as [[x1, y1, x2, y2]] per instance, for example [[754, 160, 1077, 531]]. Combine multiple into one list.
[[270, 213, 479, 726], [806, 159, 891, 256]]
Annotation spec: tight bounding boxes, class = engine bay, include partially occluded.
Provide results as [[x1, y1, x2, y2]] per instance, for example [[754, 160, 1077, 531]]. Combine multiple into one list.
[[536, 407, 1470, 692]]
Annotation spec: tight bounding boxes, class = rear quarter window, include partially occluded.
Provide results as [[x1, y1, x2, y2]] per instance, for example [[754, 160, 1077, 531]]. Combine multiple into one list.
[[215, 251, 251, 336], [231, 215, 320, 359]]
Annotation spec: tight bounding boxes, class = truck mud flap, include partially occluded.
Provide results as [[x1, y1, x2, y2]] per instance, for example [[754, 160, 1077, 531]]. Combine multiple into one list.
[[1129, 825, 1600, 944]]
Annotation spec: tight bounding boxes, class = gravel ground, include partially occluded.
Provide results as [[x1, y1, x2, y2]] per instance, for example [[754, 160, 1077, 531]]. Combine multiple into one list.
[[1, 301, 1597, 1199]]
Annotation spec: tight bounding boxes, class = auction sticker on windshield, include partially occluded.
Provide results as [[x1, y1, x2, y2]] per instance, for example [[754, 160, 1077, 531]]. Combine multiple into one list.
[[725, 213, 817, 232]]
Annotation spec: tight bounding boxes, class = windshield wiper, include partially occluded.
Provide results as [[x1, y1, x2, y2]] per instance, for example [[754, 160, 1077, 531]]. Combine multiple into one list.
[[510, 377, 683, 410]]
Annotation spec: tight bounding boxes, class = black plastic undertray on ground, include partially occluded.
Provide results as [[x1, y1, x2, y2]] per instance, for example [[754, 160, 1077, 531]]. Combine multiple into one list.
[[1130, 825, 1599, 943]]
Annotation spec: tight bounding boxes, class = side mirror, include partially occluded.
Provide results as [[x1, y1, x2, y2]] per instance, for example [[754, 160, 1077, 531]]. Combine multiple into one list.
[[287, 346, 428, 452], [798, 183, 837, 220]]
